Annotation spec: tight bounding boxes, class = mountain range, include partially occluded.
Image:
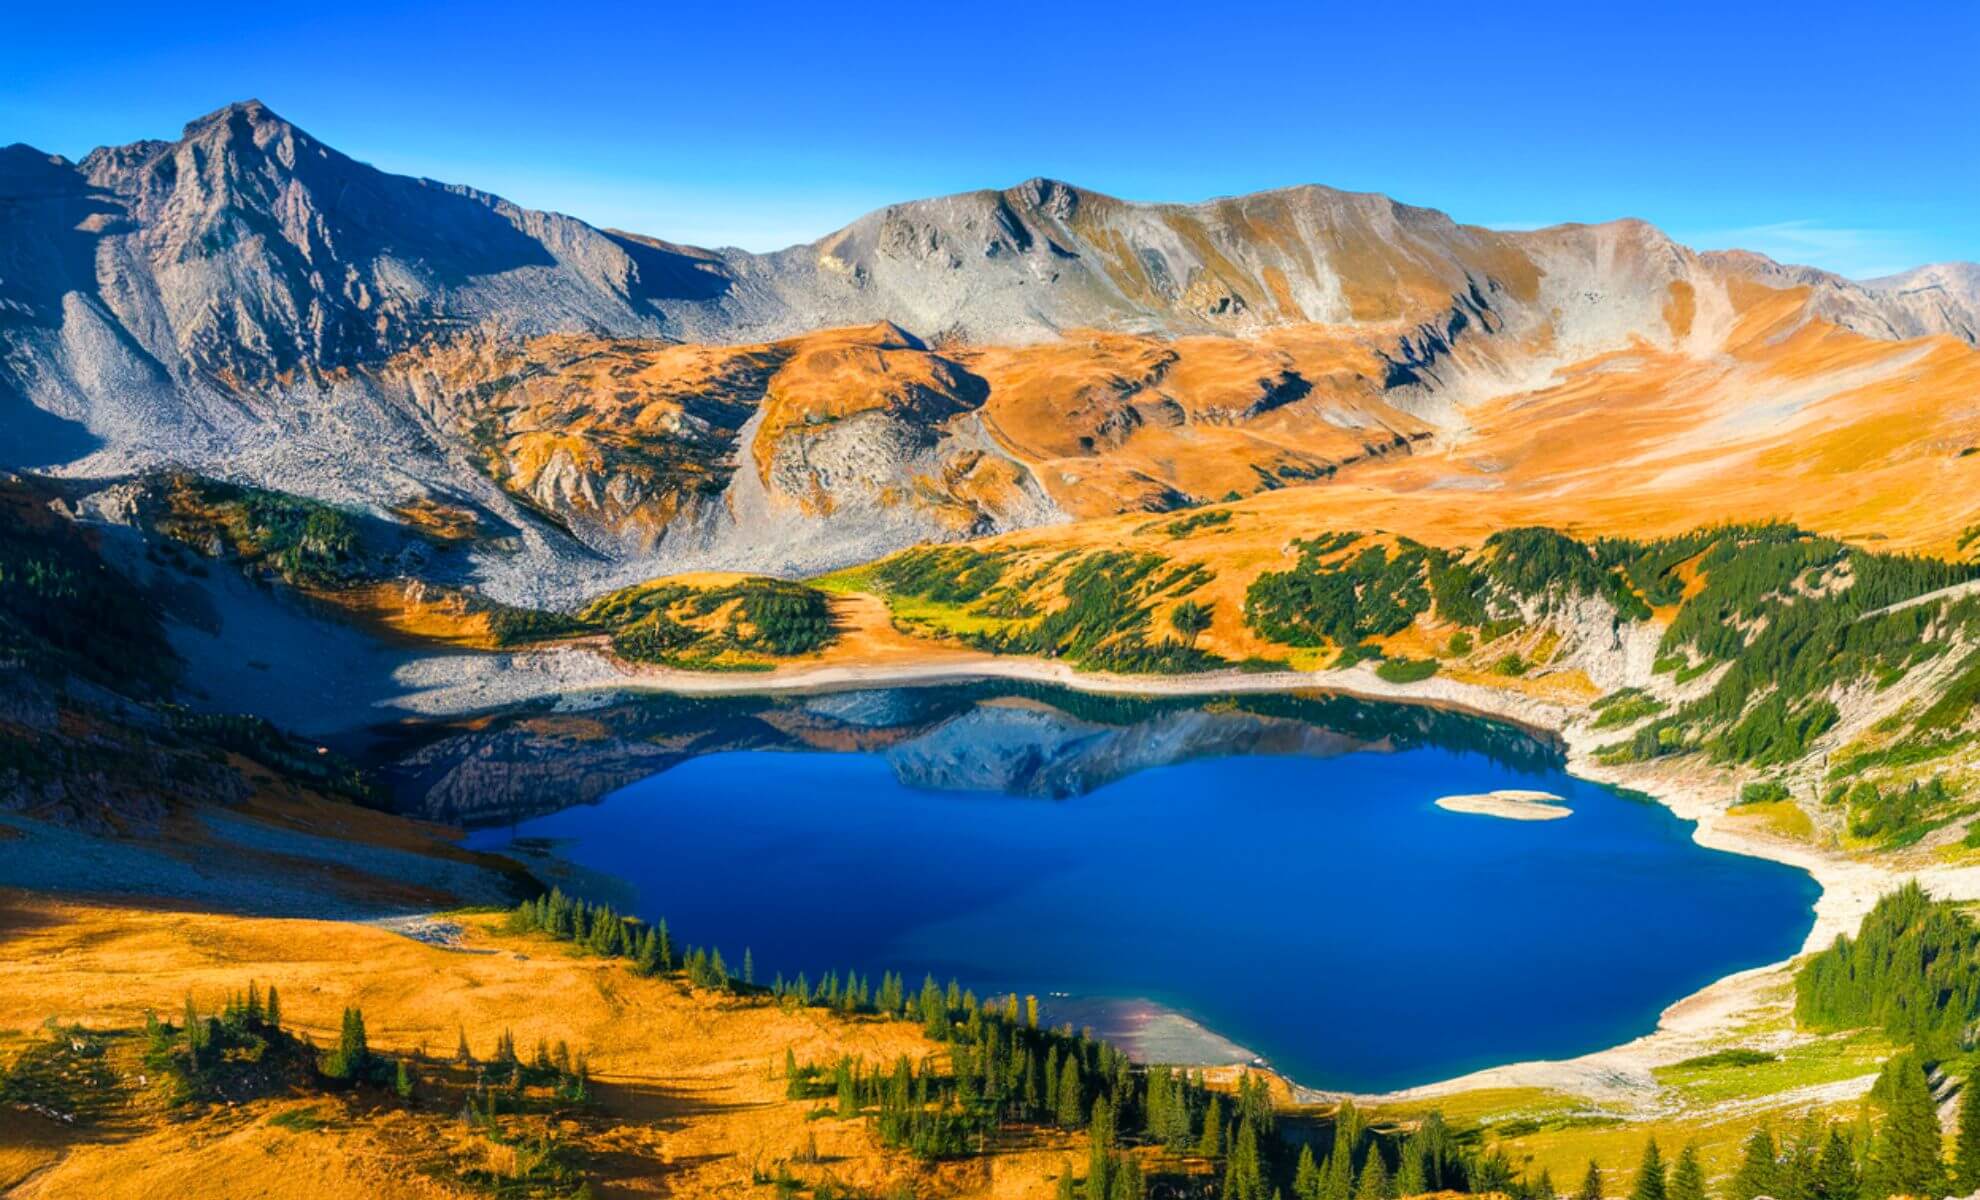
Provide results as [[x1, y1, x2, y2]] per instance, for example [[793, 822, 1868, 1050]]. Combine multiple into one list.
[[5, 99, 1977, 603]]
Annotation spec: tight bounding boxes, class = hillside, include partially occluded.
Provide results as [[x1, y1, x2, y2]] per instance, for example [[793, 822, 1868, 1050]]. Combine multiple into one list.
[[6, 100, 1980, 595]]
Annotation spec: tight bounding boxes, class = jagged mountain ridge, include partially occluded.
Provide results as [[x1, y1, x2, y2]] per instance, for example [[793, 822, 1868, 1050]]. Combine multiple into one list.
[[4, 99, 1977, 600]]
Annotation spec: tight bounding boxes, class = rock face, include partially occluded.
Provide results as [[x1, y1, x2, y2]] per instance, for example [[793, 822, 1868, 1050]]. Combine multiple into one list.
[[4, 99, 1977, 596]]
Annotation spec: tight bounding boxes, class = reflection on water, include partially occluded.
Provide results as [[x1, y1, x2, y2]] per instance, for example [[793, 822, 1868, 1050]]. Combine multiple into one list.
[[416, 684, 1815, 1092], [375, 683, 1567, 825]]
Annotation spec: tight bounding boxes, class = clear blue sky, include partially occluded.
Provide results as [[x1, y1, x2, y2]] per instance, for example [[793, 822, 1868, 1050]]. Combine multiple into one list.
[[5, 1, 1975, 277]]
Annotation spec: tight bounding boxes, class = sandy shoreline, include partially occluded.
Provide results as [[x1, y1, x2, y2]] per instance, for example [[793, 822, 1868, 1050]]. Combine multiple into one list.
[[384, 642, 1980, 1107]]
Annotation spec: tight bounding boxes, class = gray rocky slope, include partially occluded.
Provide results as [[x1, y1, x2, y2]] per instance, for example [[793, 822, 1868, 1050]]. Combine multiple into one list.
[[4, 100, 1975, 601]]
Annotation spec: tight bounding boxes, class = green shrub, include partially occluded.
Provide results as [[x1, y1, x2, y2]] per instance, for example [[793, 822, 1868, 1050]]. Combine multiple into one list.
[[1672, 1048, 1778, 1070], [1737, 780, 1793, 806], [1375, 657, 1439, 684], [1591, 689, 1667, 730]]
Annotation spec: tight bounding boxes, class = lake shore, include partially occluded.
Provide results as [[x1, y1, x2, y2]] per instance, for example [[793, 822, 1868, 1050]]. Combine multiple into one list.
[[377, 641, 1980, 1107]]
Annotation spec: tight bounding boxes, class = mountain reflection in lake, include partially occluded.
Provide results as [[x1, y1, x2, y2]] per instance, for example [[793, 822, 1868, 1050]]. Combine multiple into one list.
[[384, 684, 1816, 1091]]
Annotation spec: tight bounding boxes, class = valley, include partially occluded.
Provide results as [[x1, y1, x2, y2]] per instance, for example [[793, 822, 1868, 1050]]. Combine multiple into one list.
[[3, 95, 1980, 1200]]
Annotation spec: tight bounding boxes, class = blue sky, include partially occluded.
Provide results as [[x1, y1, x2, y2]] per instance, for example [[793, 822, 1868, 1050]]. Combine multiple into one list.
[[4, 1, 1975, 277]]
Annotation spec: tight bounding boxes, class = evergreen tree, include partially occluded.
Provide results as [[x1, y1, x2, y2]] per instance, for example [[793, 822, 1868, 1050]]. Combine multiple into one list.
[[454, 1026, 472, 1064], [1535, 1168, 1557, 1200], [1669, 1144, 1707, 1200], [1782, 1116, 1823, 1200], [743, 948, 754, 987], [1730, 1128, 1779, 1200], [1815, 1128, 1860, 1200], [1355, 1146, 1393, 1200], [264, 985, 280, 1030], [1632, 1139, 1668, 1200], [1088, 1098, 1117, 1200], [394, 1057, 415, 1101], [1957, 1076, 1980, 1194], [1322, 1102, 1360, 1200], [1226, 1114, 1268, 1200], [183, 994, 206, 1064], [1199, 1095, 1224, 1158], [1580, 1160, 1604, 1200], [326, 1006, 370, 1080], [1297, 1144, 1326, 1200], [1111, 1156, 1145, 1200], [1395, 1142, 1428, 1197], [1056, 1160, 1079, 1200], [1057, 1056, 1086, 1129], [1871, 1054, 1946, 1200]]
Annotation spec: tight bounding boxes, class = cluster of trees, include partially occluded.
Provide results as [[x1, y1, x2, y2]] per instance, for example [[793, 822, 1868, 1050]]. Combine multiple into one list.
[[484, 604, 592, 648], [1594, 689, 1669, 732], [1630, 1052, 1980, 1200], [1602, 524, 1980, 770], [786, 991, 1253, 1193], [1795, 884, 1980, 1055], [0, 477, 176, 692], [1157, 508, 1234, 539], [1243, 538, 1438, 654], [875, 545, 1015, 606], [1840, 776, 1954, 845], [508, 888, 688, 977], [163, 474, 369, 588], [1487, 527, 1649, 619], [877, 545, 1227, 675], [573, 575, 836, 665]]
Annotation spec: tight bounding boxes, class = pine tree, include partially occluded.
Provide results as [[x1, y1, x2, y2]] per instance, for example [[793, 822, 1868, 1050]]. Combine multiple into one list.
[[183, 994, 205, 1064], [1057, 1056, 1085, 1129], [1355, 1146, 1393, 1200], [1199, 1095, 1224, 1158], [1782, 1116, 1823, 1200], [743, 948, 754, 987], [1297, 1144, 1326, 1200], [1730, 1128, 1779, 1200], [1225, 1114, 1268, 1200], [1111, 1156, 1145, 1200], [264, 985, 280, 1030], [1872, 1054, 1946, 1200], [1669, 1144, 1707, 1200], [1322, 1103, 1360, 1200], [1815, 1128, 1860, 1200], [1535, 1168, 1557, 1200], [1580, 1160, 1604, 1200], [1631, 1139, 1667, 1200], [1056, 1159, 1079, 1200], [1957, 1076, 1980, 1194], [327, 1006, 370, 1080], [1395, 1142, 1428, 1198], [395, 1057, 415, 1101], [454, 1026, 472, 1064]]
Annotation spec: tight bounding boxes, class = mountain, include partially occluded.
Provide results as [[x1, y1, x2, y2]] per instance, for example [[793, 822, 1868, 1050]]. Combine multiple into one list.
[[4, 100, 1978, 600], [1863, 261, 1980, 343]]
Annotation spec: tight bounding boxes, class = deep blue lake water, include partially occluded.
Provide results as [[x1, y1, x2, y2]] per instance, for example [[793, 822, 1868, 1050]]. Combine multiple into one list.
[[462, 690, 1818, 1092]]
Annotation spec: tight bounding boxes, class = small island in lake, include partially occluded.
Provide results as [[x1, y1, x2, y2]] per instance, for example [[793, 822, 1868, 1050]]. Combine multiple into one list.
[[1435, 789, 1573, 821]]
